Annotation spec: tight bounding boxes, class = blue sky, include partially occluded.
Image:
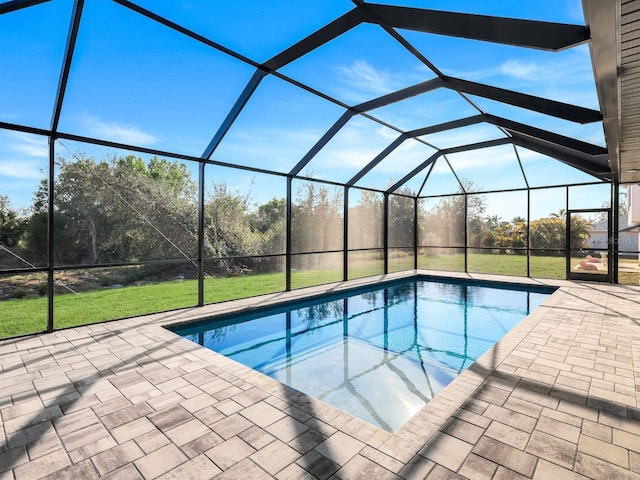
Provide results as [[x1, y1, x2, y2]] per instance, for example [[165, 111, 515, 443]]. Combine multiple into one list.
[[0, 0, 611, 219]]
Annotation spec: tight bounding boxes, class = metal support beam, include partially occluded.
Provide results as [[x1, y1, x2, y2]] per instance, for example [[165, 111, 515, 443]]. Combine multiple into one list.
[[417, 161, 436, 197], [197, 162, 205, 306], [364, 3, 590, 51], [344, 186, 349, 281], [383, 193, 389, 274], [413, 196, 418, 270], [509, 133, 611, 178], [441, 137, 511, 155], [114, 0, 259, 67], [484, 114, 608, 156], [201, 68, 268, 160], [347, 135, 407, 186], [353, 77, 445, 112], [612, 182, 619, 284], [387, 151, 441, 194], [527, 188, 531, 278], [50, 0, 84, 133], [264, 8, 363, 70], [289, 110, 355, 176], [0, 0, 49, 15], [286, 177, 293, 291], [444, 76, 603, 124], [408, 115, 484, 138], [47, 137, 55, 333], [464, 194, 468, 273]]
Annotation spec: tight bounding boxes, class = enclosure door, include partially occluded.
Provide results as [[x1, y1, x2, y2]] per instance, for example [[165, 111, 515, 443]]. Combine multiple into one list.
[[566, 209, 611, 282]]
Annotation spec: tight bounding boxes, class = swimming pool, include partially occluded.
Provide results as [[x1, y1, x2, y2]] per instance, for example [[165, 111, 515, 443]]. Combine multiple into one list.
[[169, 277, 554, 432]]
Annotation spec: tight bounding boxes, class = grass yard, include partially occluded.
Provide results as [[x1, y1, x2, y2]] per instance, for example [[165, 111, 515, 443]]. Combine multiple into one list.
[[0, 273, 286, 339], [2, 253, 637, 339]]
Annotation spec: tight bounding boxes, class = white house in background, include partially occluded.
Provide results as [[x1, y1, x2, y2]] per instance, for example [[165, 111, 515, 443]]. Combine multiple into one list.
[[587, 214, 640, 254], [587, 184, 640, 259]]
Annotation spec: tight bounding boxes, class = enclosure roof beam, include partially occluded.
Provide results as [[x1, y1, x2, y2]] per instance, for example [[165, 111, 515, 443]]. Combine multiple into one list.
[[443, 77, 603, 124], [350, 74, 601, 126], [264, 8, 363, 71], [407, 115, 485, 137], [510, 133, 611, 179], [386, 151, 441, 194], [201, 69, 268, 160], [0, 0, 48, 15], [363, 3, 589, 51], [441, 137, 511, 155], [353, 77, 445, 112], [50, 0, 84, 133], [289, 110, 356, 176], [346, 135, 408, 186], [114, 0, 260, 68], [483, 114, 608, 156]]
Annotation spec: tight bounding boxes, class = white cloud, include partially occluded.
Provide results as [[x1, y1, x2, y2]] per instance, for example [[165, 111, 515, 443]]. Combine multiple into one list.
[[5, 131, 48, 158], [0, 159, 44, 180], [214, 126, 331, 173], [79, 112, 157, 146], [335, 60, 392, 94], [331, 60, 401, 103], [500, 59, 538, 80]]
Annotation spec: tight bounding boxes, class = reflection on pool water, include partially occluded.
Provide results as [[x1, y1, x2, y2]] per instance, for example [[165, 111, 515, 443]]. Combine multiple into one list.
[[170, 278, 553, 432]]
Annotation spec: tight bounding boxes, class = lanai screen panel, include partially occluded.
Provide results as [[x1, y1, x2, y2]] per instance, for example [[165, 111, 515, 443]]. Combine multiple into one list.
[[0, 1, 71, 128], [212, 75, 346, 173], [58, 0, 258, 156], [129, 0, 354, 63], [0, 0, 615, 338], [467, 190, 528, 277], [348, 188, 384, 279], [279, 22, 436, 105], [530, 187, 567, 280]]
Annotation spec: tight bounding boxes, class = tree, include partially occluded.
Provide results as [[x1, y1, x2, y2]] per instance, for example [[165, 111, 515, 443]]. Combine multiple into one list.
[[204, 182, 261, 262], [418, 180, 486, 250], [388, 187, 415, 248], [530, 217, 565, 253], [0, 195, 25, 248], [291, 182, 343, 253], [250, 198, 286, 255], [22, 180, 48, 265], [529, 215, 592, 255], [349, 190, 383, 249], [25, 154, 198, 266]]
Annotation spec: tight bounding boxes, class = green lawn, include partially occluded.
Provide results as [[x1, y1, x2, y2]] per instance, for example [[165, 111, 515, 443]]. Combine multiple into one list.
[[2, 253, 635, 339], [0, 273, 286, 338], [419, 253, 567, 279]]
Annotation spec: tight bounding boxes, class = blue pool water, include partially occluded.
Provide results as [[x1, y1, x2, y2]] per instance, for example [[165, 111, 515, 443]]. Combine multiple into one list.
[[170, 278, 554, 432]]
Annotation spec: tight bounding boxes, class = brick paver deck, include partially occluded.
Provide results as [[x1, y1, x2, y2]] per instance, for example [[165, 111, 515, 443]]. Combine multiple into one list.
[[1, 271, 639, 479]]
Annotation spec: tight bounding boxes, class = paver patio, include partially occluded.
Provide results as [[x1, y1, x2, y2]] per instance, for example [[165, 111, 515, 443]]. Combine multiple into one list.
[[1, 271, 639, 479]]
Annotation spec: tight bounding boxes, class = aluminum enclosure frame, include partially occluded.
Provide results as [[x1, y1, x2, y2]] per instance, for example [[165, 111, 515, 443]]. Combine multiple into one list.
[[0, 0, 617, 337]]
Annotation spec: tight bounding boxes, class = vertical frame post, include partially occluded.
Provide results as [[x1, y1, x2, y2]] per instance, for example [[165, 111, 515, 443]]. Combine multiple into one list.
[[343, 186, 349, 281], [383, 193, 389, 274], [612, 182, 619, 284], [47, 137, 55, 333], [527, 188, 531, 278], [565, 187, 570, 279], [286, 177, 292, 291], [464, 193, 468, 273], [413, 196, 418, 270], [197, 162, 205, 306]]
